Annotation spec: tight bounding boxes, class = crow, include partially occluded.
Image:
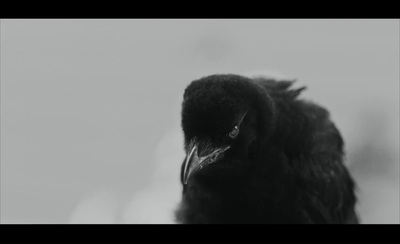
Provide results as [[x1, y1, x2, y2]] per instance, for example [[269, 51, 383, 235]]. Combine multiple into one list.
[[175, 74, 358, 224]]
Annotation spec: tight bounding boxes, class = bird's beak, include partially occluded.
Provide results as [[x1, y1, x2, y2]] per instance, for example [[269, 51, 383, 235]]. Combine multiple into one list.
[[181, 142, 230, 185]]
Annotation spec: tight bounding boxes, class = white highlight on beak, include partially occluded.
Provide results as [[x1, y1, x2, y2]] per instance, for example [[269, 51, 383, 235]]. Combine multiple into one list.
[[183, 145, 197, 185]]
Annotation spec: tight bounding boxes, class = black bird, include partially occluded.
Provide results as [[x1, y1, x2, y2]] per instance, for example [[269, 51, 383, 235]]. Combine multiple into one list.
[[175, 74, 358, 224]]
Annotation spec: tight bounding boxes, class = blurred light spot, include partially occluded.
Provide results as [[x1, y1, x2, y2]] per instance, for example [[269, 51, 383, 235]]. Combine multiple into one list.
[[121, 126, 183, 224], [68, 190, 118, 224], [357, 177, 399, 224]]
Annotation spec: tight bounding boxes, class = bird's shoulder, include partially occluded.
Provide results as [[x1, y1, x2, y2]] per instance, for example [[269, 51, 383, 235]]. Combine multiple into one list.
[[287, 101, 356, 223], [291, 153, 358, 223], [256, 78, 343, 157], [251, 77, 357, 223]]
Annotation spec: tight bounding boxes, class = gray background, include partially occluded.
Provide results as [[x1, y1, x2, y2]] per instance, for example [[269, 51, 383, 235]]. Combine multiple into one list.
[[1, 19, 399, 224]]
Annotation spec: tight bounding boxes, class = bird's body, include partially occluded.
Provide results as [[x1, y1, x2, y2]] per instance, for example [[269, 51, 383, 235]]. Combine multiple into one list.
[[176, 74, 358, 224]]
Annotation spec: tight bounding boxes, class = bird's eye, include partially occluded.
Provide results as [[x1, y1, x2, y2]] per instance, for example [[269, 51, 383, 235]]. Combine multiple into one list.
[[229, 125, 239, 139]]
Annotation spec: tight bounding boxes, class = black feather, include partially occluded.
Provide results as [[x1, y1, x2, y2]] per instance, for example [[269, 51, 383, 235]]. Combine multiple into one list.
[[175, 74, 358, 224]]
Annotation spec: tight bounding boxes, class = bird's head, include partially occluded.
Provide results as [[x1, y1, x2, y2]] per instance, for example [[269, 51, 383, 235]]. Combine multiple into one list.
[[180, 74, 276, 186]]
